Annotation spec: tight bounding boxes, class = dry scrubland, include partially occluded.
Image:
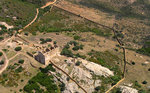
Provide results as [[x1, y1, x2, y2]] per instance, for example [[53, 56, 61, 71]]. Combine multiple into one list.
[[0, 0, 150, 93]]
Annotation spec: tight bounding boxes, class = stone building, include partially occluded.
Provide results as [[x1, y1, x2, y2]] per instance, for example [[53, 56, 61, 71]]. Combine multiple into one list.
[[34, 51, 45, 65]]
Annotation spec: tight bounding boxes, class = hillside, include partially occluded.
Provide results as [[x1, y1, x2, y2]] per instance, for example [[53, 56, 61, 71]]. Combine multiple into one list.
[[0, 0, 150, 93], [66, 0, 150, 56]]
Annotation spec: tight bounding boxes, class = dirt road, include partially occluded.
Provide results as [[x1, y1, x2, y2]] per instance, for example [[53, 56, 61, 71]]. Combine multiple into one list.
[[41, 0, 57, 9], [19, 0, 57, 33]]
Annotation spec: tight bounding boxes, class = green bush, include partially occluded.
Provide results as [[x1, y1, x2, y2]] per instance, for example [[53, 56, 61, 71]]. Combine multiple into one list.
[[75, 53, 86, 59], [0, 52, 3, 56], [15, 66, 23, 73], [2, 49, 9, 52], [23, 71, 58, 93], [61, 48, 73, 57], [46, 38, 52, 42], [74, 35, 81, 40], [75, 61, 81, 66], [18, 59, 24, 64], [40, 64, 56, 73], [142, 81, 147, 84], [15, 47, 22, 51], [72, 46, 80, 51], [0, 60, 4, 65], [134, 81, 141, 88], [137, 48, 150, 56], [54, 41, 57, 44], [40, 38, 44, 41], [0, 37, 4, 41], [24, 32, 28, 36]]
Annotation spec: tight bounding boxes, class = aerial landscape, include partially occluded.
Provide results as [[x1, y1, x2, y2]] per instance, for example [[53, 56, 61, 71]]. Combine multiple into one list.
[[0, 0, 150, 93]]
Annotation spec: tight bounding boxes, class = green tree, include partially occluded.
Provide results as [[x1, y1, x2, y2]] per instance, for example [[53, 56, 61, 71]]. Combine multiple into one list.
[[15, 47, 22, 51], [18, 59, 24, 64], [0, 52, 3, 56]]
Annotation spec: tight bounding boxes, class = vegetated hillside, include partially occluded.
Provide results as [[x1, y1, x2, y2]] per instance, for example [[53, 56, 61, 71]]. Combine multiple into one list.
[[69, 0, 150, 19], [0, 0, 52, 29], [0, 0, 38, 28], [20, 0, 53, 6], [66, 0, 150, 56]]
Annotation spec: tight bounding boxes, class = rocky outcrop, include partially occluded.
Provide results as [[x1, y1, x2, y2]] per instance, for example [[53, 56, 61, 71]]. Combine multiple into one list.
[[51, 57, 114, 93], [0, 22, 14, 30], [120, 86, 138, 93], [80, 59, 114, 77]]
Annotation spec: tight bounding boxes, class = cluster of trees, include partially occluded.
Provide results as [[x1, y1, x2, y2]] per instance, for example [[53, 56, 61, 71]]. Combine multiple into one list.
[[23, 64, 58, 93], [137, 47, 150, 56], [0, 25, 7, 36], [0, 25, 14, 36], [15, 66, 23, 73], [61, 48, 74, 57], [40, 38, 52, 44], [61, 41, 85, 57]]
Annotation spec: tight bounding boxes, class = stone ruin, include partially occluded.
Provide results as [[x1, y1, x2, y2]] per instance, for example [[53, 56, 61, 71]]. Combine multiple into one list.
[[34, 51, 45, 65]]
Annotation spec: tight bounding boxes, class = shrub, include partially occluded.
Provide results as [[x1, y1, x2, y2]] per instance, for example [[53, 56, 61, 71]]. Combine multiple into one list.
[[139, 89, 146, 93], [69, 41, 78, 46], [0, 37, 4, 41], [18, 59, 24, 64], [15, 47, 22, 51], [75, 53, 86, 59], [95, 86, 101, 91], [0, 52, 3, 56], [59, 83, 65, 91], [24, 32, 28, 36], [134, 81, 141, 88], [64, 44, 70, 49], [0, 60, 4, 65], [2, 49, 8, 52], [54, 41, 57, 44], [75, 61, 81, 66], [137, 48, 150, 56], [74, 35, 81, 40], [72, 46, 80, 51], [61, 48, 73, 57], [79, 44, 84, 50], [15, 66, 23, 73], [46, 38, 52, 42], [142, 81, 147, 84], [131, 61, 135, 65], [40, 38, 44, 41], [40, 64, 56, 73]]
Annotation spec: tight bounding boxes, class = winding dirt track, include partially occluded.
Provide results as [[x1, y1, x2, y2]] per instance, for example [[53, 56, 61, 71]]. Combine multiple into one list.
[[0, 0, 56, 74], [18, 0, 57, 33], [41, 0, 57, 9], [18, 8, 39, 32]]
